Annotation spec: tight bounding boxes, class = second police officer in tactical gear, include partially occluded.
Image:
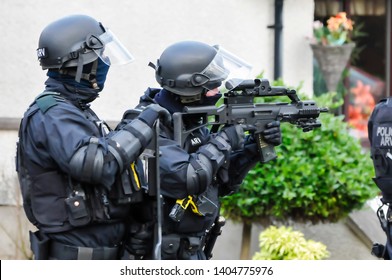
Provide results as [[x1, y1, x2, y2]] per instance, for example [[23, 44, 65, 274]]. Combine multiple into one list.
[[128, 41, 282, 259], [368, 99, 392, 259], [16, 14, 171, 260]]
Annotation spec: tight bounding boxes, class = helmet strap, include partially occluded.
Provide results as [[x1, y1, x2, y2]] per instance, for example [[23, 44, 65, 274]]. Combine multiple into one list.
[[88, 59, 99, 90], [58, 59, 99, 90], [75, 55, 84, 83]]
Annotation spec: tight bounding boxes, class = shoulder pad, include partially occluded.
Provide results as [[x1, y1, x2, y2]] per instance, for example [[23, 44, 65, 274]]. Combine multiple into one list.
[[35, 91, 64, 114]]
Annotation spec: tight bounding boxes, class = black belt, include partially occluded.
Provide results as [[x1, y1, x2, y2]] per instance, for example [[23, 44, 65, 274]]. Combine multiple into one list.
[[49, 240, 120, 260]]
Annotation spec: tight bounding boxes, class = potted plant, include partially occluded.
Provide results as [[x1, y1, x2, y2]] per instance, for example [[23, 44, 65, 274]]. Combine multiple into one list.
[[310, 12, 356, 93]]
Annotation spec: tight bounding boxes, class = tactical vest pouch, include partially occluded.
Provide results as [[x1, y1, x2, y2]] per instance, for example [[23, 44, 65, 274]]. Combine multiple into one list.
[[161, 234, 203, 260], [178, 236, 202, 260], [196, 195, 218, 216], [109, 160, 144, 205], [373, 177, 392, 203], [65, 192, 91, 227], [30, 170, 69, 228], [161, 234, 181, 260]]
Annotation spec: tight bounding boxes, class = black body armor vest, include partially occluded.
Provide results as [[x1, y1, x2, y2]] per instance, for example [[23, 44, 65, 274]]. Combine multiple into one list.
[[16, 92, 143, 233]]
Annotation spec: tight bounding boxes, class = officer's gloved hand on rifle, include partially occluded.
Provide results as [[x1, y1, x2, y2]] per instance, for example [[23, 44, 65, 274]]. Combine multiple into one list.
[[219, 121, 282, 150], [125, 222, 153, 258], [138, 104, 172, 127], [262, 120, 282, 146]]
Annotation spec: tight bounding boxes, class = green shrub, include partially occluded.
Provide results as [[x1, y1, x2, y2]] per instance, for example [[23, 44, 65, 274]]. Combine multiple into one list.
[[220, 82, 378, 224], [252, 226, 330, 260]]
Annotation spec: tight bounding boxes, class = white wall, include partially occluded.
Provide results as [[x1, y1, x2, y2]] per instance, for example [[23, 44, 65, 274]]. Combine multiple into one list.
[[0, 0, 314, 122], [0, 131, 19, 205], [283, 0, 315, 94]]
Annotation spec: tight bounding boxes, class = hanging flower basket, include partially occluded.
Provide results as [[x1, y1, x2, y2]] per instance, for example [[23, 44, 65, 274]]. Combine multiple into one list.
[[310, 12, 357, 92], [310, 42, 355, 92]]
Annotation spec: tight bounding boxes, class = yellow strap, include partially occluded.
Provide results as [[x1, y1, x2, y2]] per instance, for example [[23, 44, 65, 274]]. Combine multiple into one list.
[[130, 162, 141, 189], [175, 196, 202, 216], [176, 196, 191, 209], [188, 198, 202, 216]]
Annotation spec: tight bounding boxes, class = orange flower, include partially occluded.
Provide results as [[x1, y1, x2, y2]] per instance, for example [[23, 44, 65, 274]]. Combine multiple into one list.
[[313, 12, 355, 46], [327, 12, 354, 32], [348, 80, 375, 133]]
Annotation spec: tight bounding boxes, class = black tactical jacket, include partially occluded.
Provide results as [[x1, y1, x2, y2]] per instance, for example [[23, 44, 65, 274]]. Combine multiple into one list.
[[132, 88, 260, 237]]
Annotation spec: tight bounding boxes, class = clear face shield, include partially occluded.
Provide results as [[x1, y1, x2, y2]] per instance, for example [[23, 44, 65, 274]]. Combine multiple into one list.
[[200, 46, 252, 92], [89, 29, 135, 66]]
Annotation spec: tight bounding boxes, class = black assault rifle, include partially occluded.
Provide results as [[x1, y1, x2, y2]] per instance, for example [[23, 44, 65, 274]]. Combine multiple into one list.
[[173, 78, 329, 163]]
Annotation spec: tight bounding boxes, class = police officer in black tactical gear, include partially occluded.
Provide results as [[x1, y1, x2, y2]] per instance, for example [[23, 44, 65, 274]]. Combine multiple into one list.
[[368, 100, 392, 260], [126, 41, 282, 260], [15, 14, 170, 260]]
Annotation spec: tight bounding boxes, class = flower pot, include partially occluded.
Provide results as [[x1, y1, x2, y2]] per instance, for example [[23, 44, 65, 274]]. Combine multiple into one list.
[[310, 43, 355, 92]]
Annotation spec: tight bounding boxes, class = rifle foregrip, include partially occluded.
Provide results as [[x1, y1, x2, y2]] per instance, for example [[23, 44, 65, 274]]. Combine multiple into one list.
[[254, 133, 277, 163]]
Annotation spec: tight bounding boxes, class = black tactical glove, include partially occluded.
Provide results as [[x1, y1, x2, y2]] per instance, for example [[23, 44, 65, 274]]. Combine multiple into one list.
[[125, 223, 153, 257], [138, 104, 172, 128], [262, 121, 282, 146], [219, 125, 245, 151]]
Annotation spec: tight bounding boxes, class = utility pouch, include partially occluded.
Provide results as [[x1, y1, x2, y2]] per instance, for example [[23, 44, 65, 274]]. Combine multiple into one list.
[[65, 191, 91, 227], [161, 234, 181, 260], [109, 161, 144, 205], [29, 230, 50, 260], [179, 236, 202, 259], [169, 203, 186, 222], [169, 197, 192, 222], [196, 195, 218, 216]]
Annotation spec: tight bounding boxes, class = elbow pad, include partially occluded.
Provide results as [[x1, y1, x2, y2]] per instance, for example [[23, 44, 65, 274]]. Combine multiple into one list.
[[69, 120, 152, 182], [108, 119, 153, 172], [185, 134, 232, 195], [69, 137, 104, 182], [186, 153, 213, 195], [199, 134, 232, 170]]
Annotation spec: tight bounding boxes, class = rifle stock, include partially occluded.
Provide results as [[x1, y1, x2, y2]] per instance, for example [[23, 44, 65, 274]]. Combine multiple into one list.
[[173, 78, 328, 163]]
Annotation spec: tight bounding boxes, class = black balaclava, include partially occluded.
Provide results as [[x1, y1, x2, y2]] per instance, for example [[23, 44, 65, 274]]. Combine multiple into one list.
[[95, 58, 110, 90], [46, 58, 110, 104]]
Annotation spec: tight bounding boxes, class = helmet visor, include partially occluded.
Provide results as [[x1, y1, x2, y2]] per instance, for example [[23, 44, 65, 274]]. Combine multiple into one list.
[[200, 46, 252, 90], [93, 29, 135, 66]]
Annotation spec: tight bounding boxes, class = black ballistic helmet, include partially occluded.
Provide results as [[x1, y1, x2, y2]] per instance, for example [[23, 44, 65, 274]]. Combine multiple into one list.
[[37, 14, 134, 82], [152, 41, 230, 97]]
